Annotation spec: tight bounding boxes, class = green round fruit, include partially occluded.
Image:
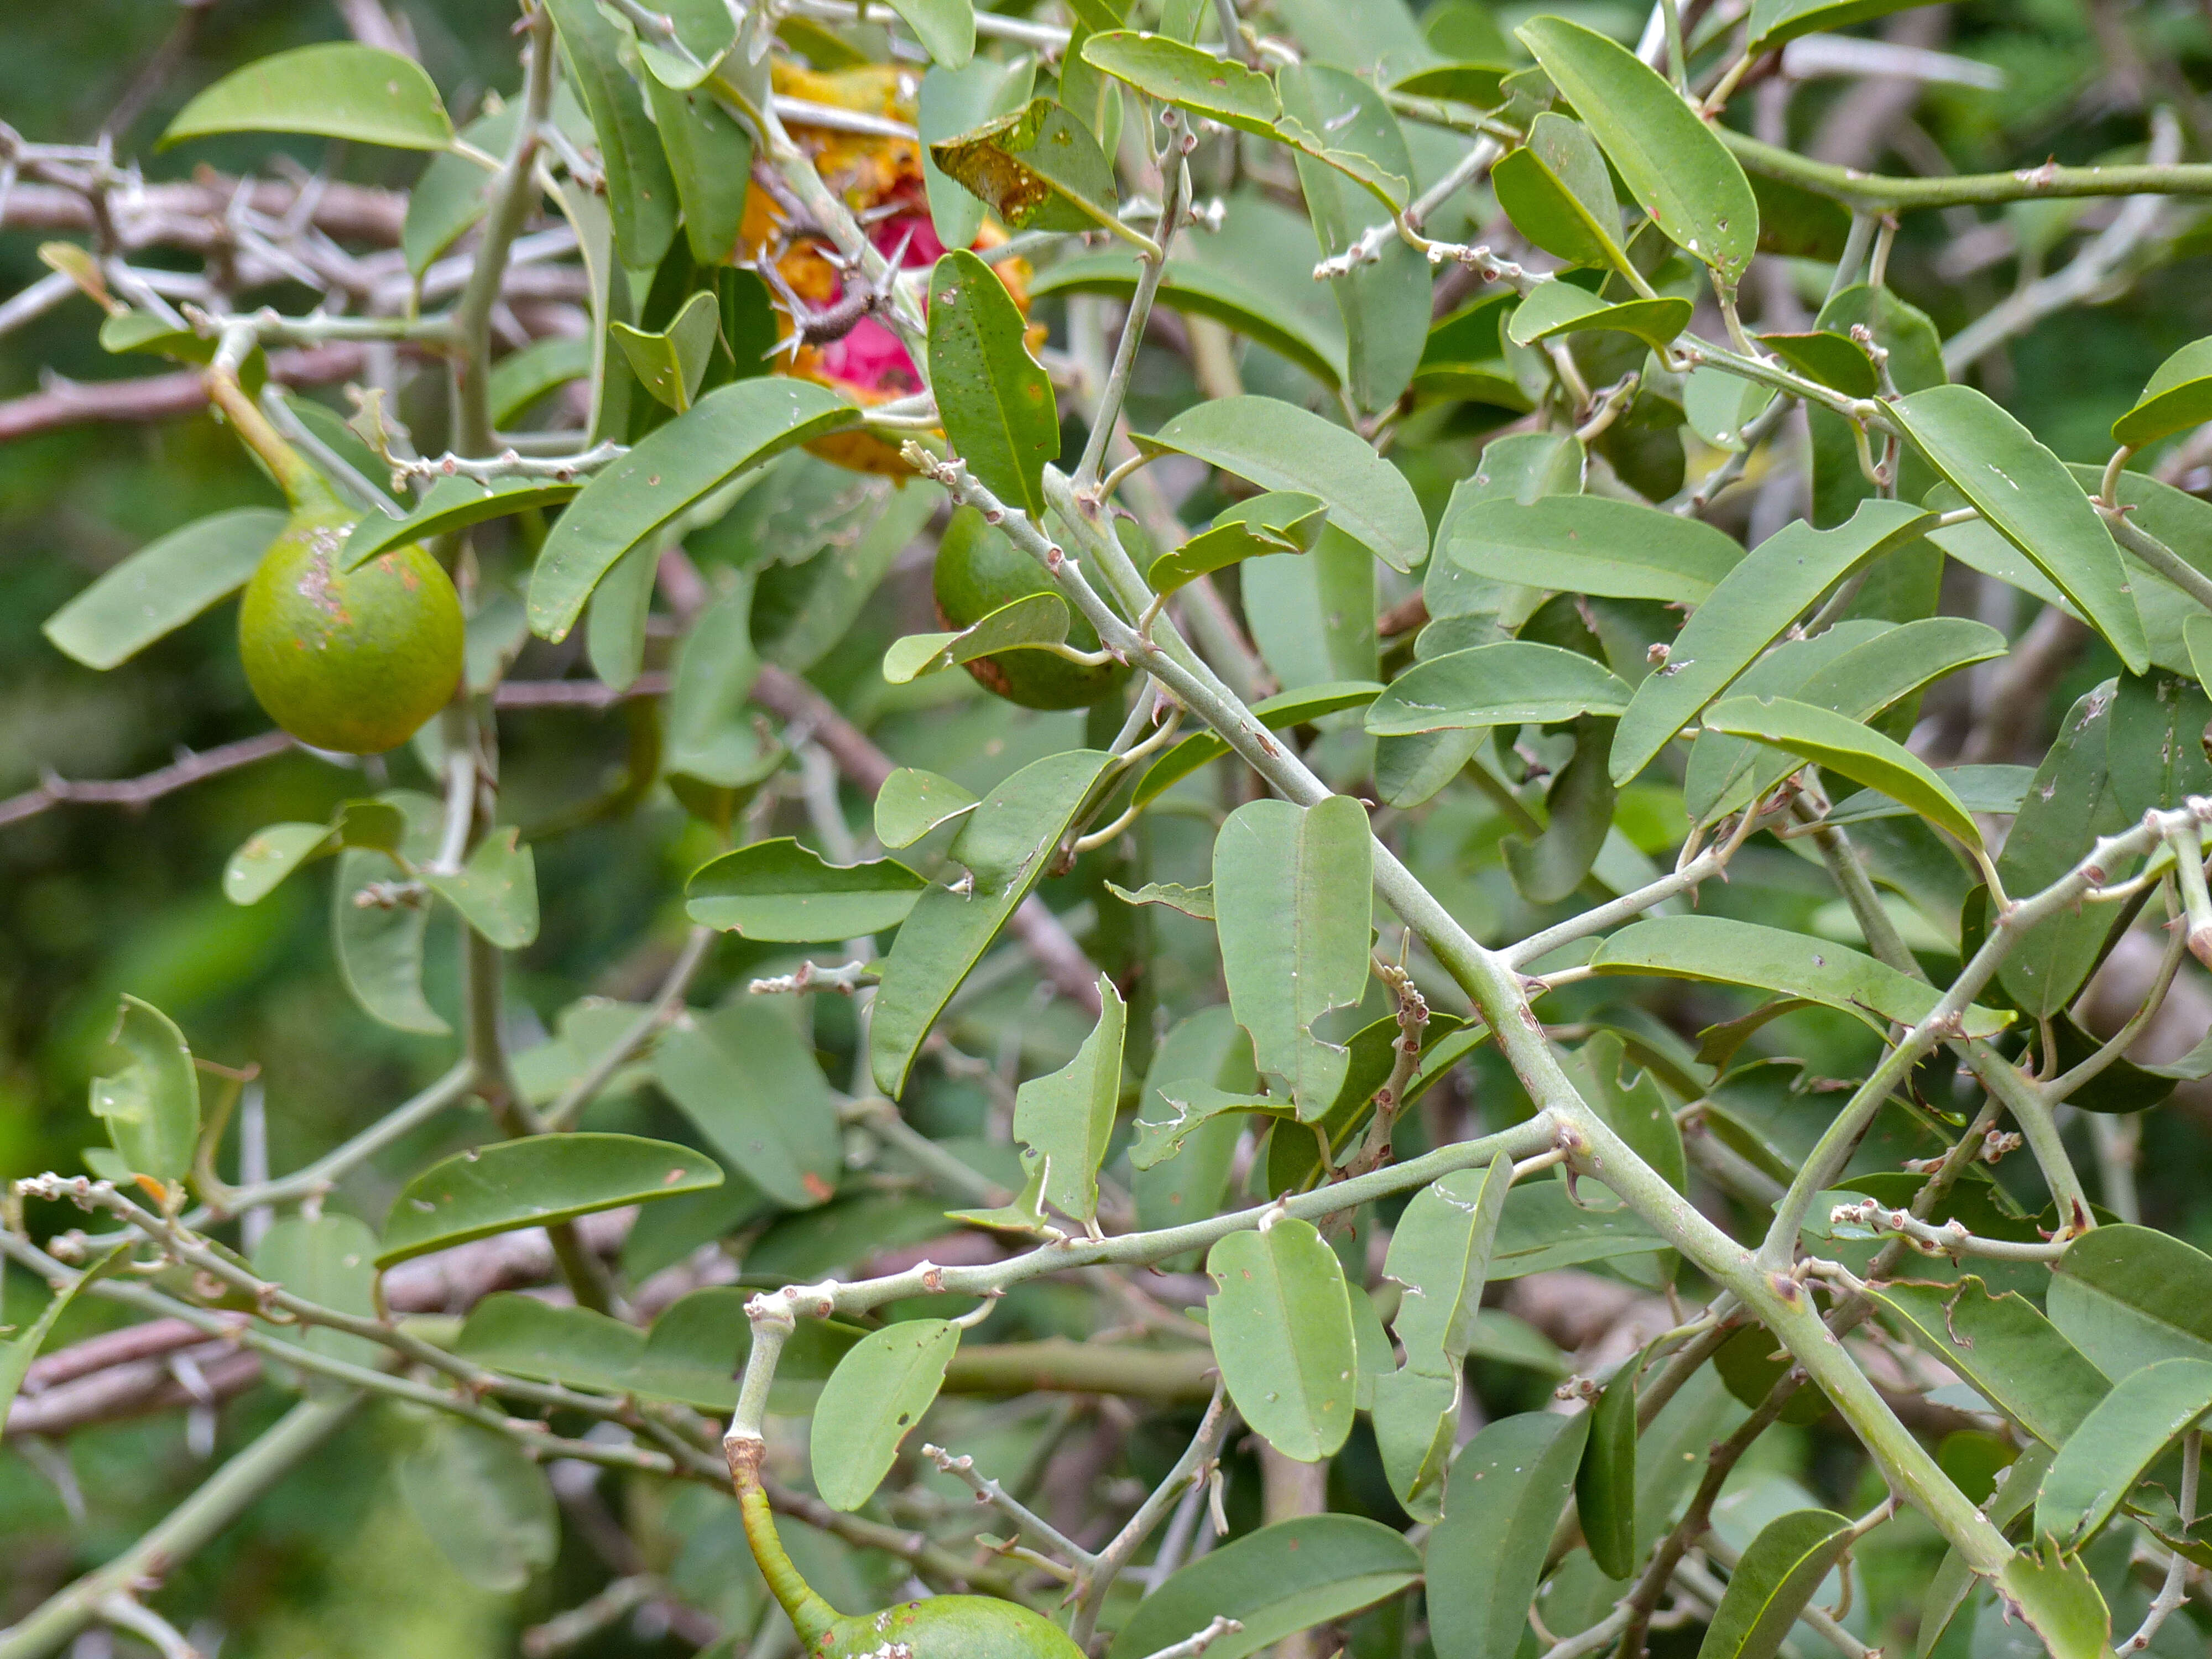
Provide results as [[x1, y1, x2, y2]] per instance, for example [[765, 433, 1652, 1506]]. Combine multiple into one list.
[[238, 507, 465, 754], [932, 505, 1127, 711], [811, 1595, 1086, 1658]]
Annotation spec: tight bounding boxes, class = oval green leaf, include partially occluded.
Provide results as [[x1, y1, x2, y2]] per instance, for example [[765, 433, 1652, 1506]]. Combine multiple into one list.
[[88, 995, 200, 1184], [1579, 1360, 1641, 1580], [1517, 17, 1759, 283], [654, 1003, 842, 1211], [1694, 1508, 1855, 1659], [528, 371, 853, 643], [1107, 1515, 1420, 1659], [1426, 1410, 1592, 1659], [2036, 1356, 2212, 1547], [1611, 500, 1934, 783], [1207, 1217, 1360, 1463], [395, 1416, 557, 1592], [1141, 397, 1427, 573], [1892, 384, 2148, 672], [43, 507, 285, 671], [376, 1133, 723, 1266], [2049, 1223, 2212, 1379], [2114, 336, 2212, 448], [875, 768, 980, 848], [161, 44, 454, 151], [811, 1318, 960, 1510], [686, 838, 925, 941], [1366, 640, 1632, 736], [1082, 30, 1282, 135], [1010, 975, 1126, 1224], [1590, 915, 2011, 1037], [928, 249, 1059, 519], [1492, 113, 1626, 274], [884, 592, 1072, 684], [1703, 694, 1983, 849], [1871, 1276, 2109, 1448], [1448, 494, 1743, 602]]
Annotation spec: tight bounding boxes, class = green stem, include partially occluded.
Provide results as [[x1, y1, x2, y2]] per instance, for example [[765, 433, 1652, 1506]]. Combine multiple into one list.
[[202, 364, 335, 510], [0, 1395, 357, 1659], [1720, 127, 2212, 211], [2105, 508, 2212, 614], [452, 8, 554, 455], [1073, 154, 1190, 487]]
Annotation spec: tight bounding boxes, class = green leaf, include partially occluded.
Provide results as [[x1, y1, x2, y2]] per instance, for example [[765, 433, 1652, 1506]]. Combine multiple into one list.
[[0, 1248, 124, 1427], [1149, 493, 1329, 597], [654, 1003, 841, 1210], [1132, 1008, 1260, 1237], [395, 1416, 557, 1592], [1141, 397, 1428, 573], [1892, 385, 2148, 672], [1684, 617, 2006, 823], [2114, 336, 2212, 448], [1694, 1509, 1855, 1659], [1129, 1082, 1286, 1171], [873, 750, 1118, 1095], [876, 768, 980, 848], [376, 1133, 723, 1266], [1579, 1363, 1641, 1580], [2036, 1357, 2212, 1547], [1611, 500, 1935, 783], [883, 593, 1073, 684], [528, 379, 854, 641], [1011, 975, 1126, 1224], [2110, 670, 2212, 813], [1568, 1030, 1688, 1196], [1107, 1515, 1422, 1659], [919, 56, 1036, 253], [42, 507, 284, 671], [611, 289, 722, 414], [424, 828, 539, 949], [1518, 17, 1759, 283], [1426, 1411, 1592, 1659], [1703, 695, 1983, 849], [811, 1319, 960, 1510], [544, 0, 680, 269], [344, 477, 581, 571], [1215, 796, 1373, 1115], [1136, 681, 1383, 806], [88, 995, 200, 1184], [490, 336, 594, 428], [1994, 681, 2132, 1018], [2049, 1223, 2212, 1378], [1749, 0, 1959, 53], [1509, 283, 1692, 353], [927, 249, 1059, 519], [664, 575, 774, 790], [686, 838, 924, 941], [161, 44, 454, 150], [252, 1214, 384, 1381], [1366, 641, 1632, 735], [1995, 1544, 2112, 1659], [1278, 64, 1427, 414], [1871, 1277, 2109, 1447], [883, 0, 975, 66], [930, 97, 1123, 234], [1372, 1367, 1460, 1524], [1491, 1182, 1667, 1277], [1759, 330, 1879, 398], [224, 823, 335, 906], [1492, 114, 1628, 274], [1243, 528, 1378, 690], [332, 838, 446, 1035], [1590, 915, 2012, 1037], [1448, 494, 1743, 603], [1917, 1443, 2052, 1658], [1207, 1217, 1361, 1462], [1385, 1155, 1512, 1378], [403, 102, 521, 275], [1081, 32, 1282, 135]]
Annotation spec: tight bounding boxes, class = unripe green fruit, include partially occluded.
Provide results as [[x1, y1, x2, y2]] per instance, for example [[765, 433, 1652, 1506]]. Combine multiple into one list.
[[807, 1594, 1087, 1658], [932, 505, 1126, 712], [238, 508, 465, 755]]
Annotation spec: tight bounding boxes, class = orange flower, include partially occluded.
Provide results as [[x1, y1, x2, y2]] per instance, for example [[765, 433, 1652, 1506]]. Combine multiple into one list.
[[743, 62, 1035, 474]]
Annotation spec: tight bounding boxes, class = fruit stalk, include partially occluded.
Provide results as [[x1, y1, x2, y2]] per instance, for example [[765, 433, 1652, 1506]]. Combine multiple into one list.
[[726, 1434, 839, 1647], [202, 364, 334, 510]]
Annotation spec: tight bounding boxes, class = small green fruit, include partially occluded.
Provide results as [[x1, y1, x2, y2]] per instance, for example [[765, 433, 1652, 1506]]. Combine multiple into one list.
[[808, 1594, 1087, 1658], [238, 508, 464, 754], [932, 505, 1126, 711]]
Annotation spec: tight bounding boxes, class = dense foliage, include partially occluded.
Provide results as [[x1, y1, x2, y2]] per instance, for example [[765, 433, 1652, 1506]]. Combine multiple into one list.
[[11, 2, 2212, 1657]]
